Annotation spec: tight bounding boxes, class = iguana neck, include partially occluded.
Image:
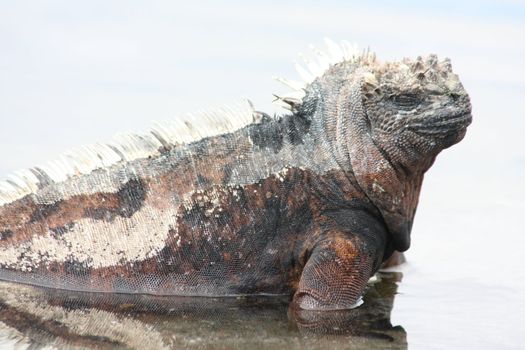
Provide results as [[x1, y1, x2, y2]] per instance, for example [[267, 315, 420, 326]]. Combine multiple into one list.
[[302, 78, 430, 252]]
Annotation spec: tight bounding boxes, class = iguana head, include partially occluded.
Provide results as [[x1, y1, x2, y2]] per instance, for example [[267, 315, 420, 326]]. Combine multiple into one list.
[[360, 55, 472, 169], [353, 55, 471, 252], [351, 56, 471, 252], [281, 43, 472, 252]]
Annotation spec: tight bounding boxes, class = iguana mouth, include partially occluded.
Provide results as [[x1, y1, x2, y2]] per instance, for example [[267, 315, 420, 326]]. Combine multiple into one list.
[[408, 112, 472, 136]]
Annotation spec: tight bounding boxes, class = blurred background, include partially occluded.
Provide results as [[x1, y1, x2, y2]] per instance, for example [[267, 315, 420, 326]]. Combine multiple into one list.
[[0, 1, 524, 349]]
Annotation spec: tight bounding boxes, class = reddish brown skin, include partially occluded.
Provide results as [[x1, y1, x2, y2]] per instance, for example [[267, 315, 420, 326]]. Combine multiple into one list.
[[0, 164, 386, 302], [0, 53, 472, 311]]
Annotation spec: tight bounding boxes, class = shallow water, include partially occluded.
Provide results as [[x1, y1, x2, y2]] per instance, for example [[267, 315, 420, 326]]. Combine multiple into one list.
[[0, 272, 406, 349], [1, 1, 524, 349]]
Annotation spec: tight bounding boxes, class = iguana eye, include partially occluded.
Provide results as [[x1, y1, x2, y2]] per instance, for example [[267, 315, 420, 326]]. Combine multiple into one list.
[[391, 93, 420, 109]]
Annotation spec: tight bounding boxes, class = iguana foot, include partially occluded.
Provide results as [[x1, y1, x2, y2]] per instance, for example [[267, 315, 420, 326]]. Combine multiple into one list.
[[293, 234, 378, 310]]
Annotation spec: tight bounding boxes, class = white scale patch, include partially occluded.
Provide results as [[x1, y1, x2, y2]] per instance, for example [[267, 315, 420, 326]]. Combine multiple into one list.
[[181, 186, 224, 217], [0, 204, 177, 270], [275, 166, 290, 182]]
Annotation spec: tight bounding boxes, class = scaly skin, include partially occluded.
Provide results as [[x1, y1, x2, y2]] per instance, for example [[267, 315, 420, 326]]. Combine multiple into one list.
[[0, 49, 471, 310]]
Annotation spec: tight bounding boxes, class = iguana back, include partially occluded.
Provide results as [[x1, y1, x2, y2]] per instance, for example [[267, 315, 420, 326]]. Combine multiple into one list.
[[0, 40, 471, 309]]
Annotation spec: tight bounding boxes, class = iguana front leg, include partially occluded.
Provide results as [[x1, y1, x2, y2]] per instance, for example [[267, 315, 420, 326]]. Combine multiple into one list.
[[294, 230, 386, 310]]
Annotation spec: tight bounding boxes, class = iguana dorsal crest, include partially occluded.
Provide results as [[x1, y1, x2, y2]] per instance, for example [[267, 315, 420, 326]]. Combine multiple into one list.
[[0, 38, 368, 207], [0, 100, 255, 206]]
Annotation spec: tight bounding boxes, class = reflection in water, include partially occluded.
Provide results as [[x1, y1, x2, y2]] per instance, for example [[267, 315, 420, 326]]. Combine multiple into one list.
[[292, 273, 405, 337], [0, 272, 405, 349]]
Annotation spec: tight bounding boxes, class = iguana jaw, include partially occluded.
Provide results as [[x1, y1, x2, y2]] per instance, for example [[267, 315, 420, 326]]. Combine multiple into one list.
[[409, 110, 471, 131]]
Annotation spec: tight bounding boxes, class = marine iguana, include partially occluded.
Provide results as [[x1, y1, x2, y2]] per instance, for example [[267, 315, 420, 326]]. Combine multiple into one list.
[[0, 39, 471, 310]]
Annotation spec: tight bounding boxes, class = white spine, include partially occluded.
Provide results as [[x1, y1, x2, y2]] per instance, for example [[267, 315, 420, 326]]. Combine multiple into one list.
[[274, 38, 375, 108], [0, 99, 255, 207]]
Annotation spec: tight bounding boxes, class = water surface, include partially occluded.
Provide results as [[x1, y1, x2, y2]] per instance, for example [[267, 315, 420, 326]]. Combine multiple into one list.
[[0, 272, 406, 349]]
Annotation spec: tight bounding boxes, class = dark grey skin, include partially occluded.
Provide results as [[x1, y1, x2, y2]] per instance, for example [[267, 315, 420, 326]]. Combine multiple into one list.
[[288, 54, 471, 308], [0, 51, 471, 311]]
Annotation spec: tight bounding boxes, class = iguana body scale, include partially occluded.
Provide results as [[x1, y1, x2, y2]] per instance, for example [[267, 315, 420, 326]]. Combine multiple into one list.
[[0, 40, 471, 310]]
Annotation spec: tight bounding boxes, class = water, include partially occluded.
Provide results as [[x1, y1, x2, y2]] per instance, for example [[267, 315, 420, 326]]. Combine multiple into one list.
[[0, 1, 524, 349], [0, 272, 406, 349]]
